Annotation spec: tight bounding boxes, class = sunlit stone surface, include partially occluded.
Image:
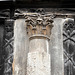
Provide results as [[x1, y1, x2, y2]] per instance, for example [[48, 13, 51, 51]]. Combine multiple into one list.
[[27, 51, 50, 75]]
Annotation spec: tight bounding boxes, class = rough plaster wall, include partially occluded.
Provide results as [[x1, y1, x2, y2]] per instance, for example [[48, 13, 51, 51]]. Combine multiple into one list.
[[13, 19, 29, 75], [50, 18, 64, 75]]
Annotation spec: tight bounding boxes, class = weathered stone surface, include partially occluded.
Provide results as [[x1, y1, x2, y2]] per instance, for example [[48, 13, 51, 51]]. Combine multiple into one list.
[[26, 51, 50, 75], [26, 38, 51, 75], [29, 38, 50, 53], [49, 18, 64, 75], [13, 19, 29, 75]]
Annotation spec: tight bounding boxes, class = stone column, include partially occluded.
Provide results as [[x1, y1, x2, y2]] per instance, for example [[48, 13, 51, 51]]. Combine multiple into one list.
[[25, 14, 54, 75]]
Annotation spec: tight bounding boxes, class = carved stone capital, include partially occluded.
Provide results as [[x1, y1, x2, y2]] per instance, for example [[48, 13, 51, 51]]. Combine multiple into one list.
[[25, 14, 54, 38]]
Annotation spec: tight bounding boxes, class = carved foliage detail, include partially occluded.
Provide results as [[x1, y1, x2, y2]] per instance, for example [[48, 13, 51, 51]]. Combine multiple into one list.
[[25, 14, 53, 37]]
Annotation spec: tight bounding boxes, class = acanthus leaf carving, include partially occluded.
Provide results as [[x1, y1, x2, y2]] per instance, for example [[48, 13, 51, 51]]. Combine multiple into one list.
[[25, 14, 54, 37]]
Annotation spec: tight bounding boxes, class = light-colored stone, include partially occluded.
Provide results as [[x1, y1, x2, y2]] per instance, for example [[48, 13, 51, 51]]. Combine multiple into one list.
[[27, 51, 50, 75], [26, 37, 51, 75], [13, 19, 29, 75], [50, 18, 64, 75]]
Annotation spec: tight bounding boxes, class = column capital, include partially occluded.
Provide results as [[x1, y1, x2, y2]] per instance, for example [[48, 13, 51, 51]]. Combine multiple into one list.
[[25, 14, 54, 38]]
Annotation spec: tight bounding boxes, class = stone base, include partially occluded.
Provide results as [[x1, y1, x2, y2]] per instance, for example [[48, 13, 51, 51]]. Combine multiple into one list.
[[26, 51, 51, 75]]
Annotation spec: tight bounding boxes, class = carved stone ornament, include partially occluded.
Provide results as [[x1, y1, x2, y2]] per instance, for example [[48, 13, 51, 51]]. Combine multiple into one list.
[[3, 19, 14, 75], [25, 14, 54, 38], [63, 19, 75, 75]]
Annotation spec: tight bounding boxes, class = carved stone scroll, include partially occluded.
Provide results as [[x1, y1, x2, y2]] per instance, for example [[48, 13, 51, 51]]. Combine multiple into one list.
[[25, 14, 54, 75]]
